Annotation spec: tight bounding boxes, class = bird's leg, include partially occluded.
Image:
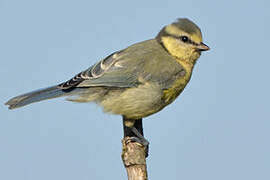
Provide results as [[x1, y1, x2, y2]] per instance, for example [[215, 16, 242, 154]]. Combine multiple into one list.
[[122, 116, 149, 157]]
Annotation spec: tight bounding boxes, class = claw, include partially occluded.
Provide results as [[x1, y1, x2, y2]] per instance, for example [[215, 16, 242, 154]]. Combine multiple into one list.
[[128, 136, 149, 157], [122, 117, 149, 157]]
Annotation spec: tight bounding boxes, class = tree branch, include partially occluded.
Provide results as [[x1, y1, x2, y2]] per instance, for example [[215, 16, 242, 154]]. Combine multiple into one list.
[[122, 118, 148, 180]]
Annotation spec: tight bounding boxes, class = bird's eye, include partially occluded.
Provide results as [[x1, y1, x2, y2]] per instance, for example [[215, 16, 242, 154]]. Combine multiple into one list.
[[180, 36, 189, 43]]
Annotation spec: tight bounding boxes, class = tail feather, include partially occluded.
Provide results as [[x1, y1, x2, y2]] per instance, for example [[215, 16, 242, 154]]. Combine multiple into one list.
[[5, 85, 67, 109]]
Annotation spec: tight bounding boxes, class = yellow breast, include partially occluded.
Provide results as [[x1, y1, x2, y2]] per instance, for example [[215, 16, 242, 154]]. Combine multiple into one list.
[[163, 59, 193, 104]]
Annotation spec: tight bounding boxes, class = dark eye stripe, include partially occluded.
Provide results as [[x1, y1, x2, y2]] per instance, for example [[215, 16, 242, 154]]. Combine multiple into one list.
[[161, 32, 199, 46], [179, 36, 199, 46], [188, 39, 199, 46], [181, 36, 189, 42]]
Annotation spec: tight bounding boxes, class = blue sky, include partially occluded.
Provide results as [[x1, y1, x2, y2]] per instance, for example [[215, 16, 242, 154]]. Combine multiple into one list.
[[0, 0, 269, 179]]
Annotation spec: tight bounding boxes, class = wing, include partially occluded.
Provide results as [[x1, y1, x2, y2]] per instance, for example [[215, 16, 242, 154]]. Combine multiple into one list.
[[58, 50, 140, 91], [58, 39, 186, 91]]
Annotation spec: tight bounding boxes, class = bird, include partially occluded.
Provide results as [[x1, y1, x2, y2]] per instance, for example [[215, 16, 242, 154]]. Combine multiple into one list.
[[5, 18, 209, 149]]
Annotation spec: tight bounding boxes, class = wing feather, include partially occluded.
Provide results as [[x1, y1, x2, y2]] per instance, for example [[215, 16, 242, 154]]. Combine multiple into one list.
[[57, 50, 138, 90], [58, 39, 186, 91]]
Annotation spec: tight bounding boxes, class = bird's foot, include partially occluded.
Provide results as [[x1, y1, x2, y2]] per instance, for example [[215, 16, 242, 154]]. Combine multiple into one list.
[[122, 118, 149, 157], [128, 136, 149, 157]]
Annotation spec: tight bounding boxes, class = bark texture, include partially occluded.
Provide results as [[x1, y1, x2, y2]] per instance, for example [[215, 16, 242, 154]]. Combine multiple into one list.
[[122, 118, 148, 180], [122, 137, 148, 180]]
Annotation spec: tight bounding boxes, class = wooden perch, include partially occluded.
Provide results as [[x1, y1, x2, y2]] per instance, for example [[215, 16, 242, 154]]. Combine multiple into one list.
[[122, 118, 148, 180]]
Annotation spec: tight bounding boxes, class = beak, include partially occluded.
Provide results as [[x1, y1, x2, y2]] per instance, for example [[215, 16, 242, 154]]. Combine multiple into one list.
[[197, 42, 210, 51]]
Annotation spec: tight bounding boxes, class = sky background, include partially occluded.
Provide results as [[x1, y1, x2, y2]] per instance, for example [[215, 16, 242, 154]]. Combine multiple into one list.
[[0, 0, 269, 179]]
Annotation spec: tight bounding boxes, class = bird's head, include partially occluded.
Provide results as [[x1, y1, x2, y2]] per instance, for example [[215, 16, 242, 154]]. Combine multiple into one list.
[[156, 18, 209, 65]]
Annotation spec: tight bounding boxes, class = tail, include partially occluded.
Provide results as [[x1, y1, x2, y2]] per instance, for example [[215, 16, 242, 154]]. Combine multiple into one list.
[[5, 85, 68, 109]]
